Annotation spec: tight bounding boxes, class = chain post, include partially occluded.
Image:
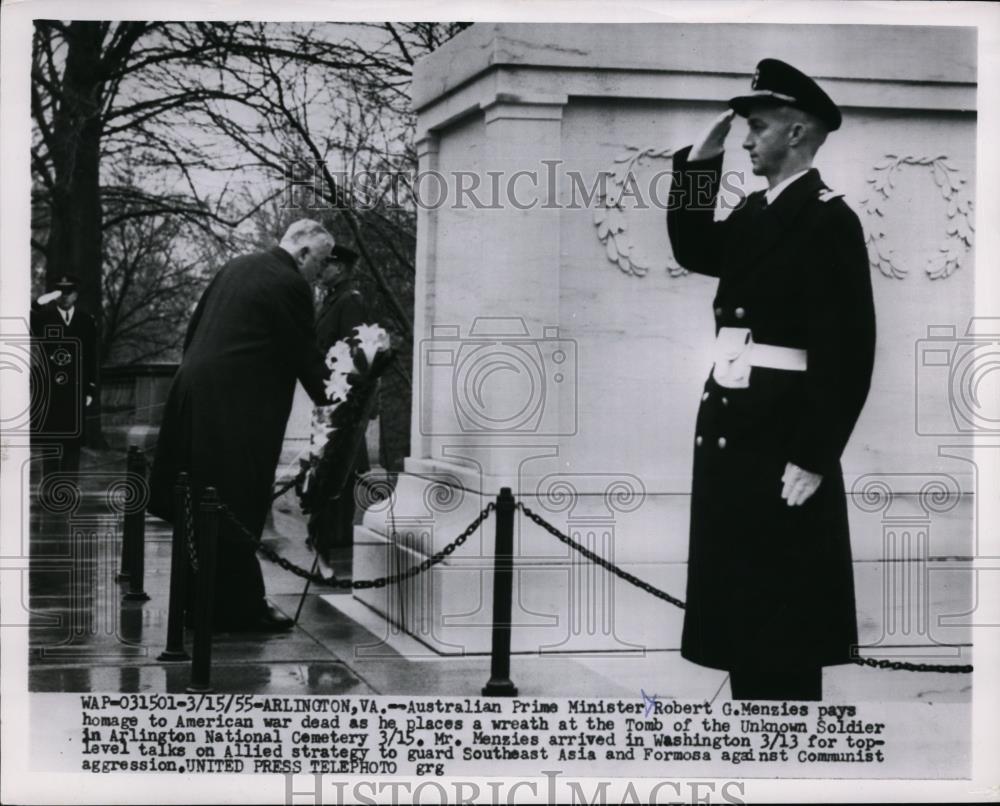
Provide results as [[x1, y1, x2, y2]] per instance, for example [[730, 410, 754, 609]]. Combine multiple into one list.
[[122, 446, 150, 602], [187, 486, 220, 693], [158, 472, 191, 662], [116, 446, 139, 582], [482, 488, 518, 697]]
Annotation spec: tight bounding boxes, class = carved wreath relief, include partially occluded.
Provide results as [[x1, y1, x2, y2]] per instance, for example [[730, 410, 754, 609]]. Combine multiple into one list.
[[593, 148, 975, 280]]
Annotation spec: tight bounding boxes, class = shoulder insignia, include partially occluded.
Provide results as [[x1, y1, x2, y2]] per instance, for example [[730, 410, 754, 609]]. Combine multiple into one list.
[[818, 188, 844, 203]]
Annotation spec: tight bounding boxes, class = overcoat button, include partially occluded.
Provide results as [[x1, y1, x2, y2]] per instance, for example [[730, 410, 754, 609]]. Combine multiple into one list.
[[721, 396, 728, 405], [702, 392, 710, 401], [714, 307, 723, 317], [734, 307, 746, 319], [695, 435, 703, 447], [717, 437, 727, 449]]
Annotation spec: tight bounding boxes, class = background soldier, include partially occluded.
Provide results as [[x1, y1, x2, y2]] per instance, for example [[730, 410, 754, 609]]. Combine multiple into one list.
[[666, 59, 877, 701], [310, 243, 374, 562], [31, 274, 98, 490]]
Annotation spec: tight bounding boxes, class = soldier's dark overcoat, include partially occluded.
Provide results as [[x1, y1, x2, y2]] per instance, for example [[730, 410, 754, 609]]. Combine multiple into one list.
[[667, 145, 876, 670], [310, 280, 371, 556], [149, 246, 327, 618], [30, 303, 98, 440]]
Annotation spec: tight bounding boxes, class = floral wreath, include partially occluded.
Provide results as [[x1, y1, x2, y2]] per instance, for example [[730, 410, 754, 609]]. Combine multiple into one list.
[[861, 154, 975, 280], [592, 145, 686, 278], [292, 323, 395, 518]]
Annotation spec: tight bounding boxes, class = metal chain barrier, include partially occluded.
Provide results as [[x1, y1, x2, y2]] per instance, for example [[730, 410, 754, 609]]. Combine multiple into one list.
[[517, 502, 972, 674], [850, 656, 973, 674], [517, 502, 687, 610], [216, 499, 496, 590], [183, 483, 198, 574], [178, 480, 972, 675]]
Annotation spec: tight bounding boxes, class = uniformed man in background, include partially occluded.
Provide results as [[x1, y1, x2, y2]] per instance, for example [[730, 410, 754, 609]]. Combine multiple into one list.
[[667, 59, 877, 701], [31, 273, 98, 490], [310, 243, 373, 562]]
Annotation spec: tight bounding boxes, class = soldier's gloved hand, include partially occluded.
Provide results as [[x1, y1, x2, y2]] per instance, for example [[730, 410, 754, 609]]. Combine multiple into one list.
[[781, 462, 823, 506], [689, 110, 736, 161], [37, 290, 61, 306], [86, 396, 93, 407]]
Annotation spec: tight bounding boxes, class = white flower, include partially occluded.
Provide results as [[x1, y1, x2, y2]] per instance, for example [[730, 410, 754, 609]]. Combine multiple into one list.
[[324, 371, 352, 403], [310, 408, 336, 449], [324, 340, 355, 374], [353, 323, 390, 365]]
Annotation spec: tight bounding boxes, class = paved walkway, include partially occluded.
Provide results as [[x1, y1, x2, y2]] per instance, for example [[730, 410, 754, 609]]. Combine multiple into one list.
[[27, 450, 972, 703]]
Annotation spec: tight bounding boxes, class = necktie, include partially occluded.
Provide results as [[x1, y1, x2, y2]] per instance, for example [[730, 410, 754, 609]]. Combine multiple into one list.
[[63, 310, 70, 325]]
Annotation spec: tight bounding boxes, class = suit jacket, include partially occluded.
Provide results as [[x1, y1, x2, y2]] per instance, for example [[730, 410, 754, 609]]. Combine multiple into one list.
[[666, 145, 876, 671], [30, 303, 98, 439], [149, 246, 327, 529]]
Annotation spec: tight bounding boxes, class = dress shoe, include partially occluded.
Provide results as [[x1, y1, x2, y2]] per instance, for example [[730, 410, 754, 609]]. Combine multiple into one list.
[[217, 603, 295, 633]]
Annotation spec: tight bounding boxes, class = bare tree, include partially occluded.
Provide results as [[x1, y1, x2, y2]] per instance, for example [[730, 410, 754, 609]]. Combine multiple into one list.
[[31, 19, 471, 460]]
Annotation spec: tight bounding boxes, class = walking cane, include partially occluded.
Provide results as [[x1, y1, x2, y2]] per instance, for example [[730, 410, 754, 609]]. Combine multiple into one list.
[[292, 387, 380, 624], [293, 553, 322, 623]]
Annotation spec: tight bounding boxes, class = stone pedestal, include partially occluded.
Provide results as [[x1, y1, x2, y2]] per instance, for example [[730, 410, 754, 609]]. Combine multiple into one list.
[[354, 23, 979, 657]]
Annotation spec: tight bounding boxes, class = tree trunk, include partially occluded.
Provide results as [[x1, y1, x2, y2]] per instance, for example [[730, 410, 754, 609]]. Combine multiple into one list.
[[45, 21, 107, 446]]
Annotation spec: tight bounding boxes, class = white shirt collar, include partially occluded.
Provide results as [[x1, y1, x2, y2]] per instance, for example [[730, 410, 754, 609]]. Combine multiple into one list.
[[765, 169, 810, 205], [61, 306, 74, 324]]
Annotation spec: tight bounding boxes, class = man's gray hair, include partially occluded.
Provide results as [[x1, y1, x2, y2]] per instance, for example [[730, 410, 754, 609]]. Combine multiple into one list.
[[280, 219, 334, 251]]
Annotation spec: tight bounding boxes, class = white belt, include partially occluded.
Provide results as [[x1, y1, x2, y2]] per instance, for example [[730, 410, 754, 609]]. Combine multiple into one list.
[[712, 327, 807, 388]]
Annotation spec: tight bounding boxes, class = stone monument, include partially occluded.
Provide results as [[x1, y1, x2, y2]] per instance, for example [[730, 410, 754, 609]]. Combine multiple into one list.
[[345, 23, 978, 659]]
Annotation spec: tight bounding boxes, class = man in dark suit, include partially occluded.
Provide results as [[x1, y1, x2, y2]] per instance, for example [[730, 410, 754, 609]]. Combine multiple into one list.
[[31, 274, 98, 488], [310, 244, 372, 560], [149, 219, 334, 632], [667, 59, 876, 700]]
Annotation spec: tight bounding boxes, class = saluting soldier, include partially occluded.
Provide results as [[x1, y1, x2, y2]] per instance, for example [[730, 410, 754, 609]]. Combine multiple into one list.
[[666, 59, 877, 701], [310, 244, 373, 562], [30, 274, 98, 487]]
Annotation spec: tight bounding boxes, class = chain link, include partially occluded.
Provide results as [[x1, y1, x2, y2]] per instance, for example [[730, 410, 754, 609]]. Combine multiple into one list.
[[850, 656, 973, 674], [517, 502, 687, 610], [216, 499, 495, 590], [182, 485, 974, 675], [183, 484, 198, 574], [517, 503, 973, 674]]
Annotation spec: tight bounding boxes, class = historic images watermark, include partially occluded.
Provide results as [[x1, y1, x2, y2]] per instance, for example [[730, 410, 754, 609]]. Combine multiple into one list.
[[283, 771, 748, 805], [281, 160, 748, 212]]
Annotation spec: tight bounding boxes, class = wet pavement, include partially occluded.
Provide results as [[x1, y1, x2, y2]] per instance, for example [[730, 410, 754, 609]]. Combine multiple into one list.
[[27, 449, 373, 695]]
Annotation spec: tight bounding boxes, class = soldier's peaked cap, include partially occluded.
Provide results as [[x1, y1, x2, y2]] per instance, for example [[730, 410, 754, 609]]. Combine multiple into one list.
[[729, 58, 842, 132], [330, 244, 359, 263], [53, 274, 80, 290]]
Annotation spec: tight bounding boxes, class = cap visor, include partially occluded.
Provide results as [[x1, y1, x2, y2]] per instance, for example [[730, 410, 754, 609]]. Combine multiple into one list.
[[728, 90, 797, 117]]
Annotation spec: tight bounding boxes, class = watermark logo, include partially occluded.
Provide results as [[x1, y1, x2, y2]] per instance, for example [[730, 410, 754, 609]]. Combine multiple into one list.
[[915, 318, 1000, 435], [281, 160, 747, 212], [418, 317, 577, 437]]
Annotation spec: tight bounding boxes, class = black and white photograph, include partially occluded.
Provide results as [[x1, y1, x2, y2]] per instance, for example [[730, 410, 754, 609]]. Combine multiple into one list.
[[1, 1, 998, 803]]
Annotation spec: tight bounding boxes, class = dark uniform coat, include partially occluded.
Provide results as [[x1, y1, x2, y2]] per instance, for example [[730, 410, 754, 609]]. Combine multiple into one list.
[[149, 246, 327, 620], [31, 302, 97, 443], [667, 145, 876, 671], [311, 280, 370, 555]]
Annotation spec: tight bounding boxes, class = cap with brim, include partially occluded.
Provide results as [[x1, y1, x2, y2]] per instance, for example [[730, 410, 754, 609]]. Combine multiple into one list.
[[53, 274, 79, 291], [330, 245, 359, 263], [729, 58, 842, 132]]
